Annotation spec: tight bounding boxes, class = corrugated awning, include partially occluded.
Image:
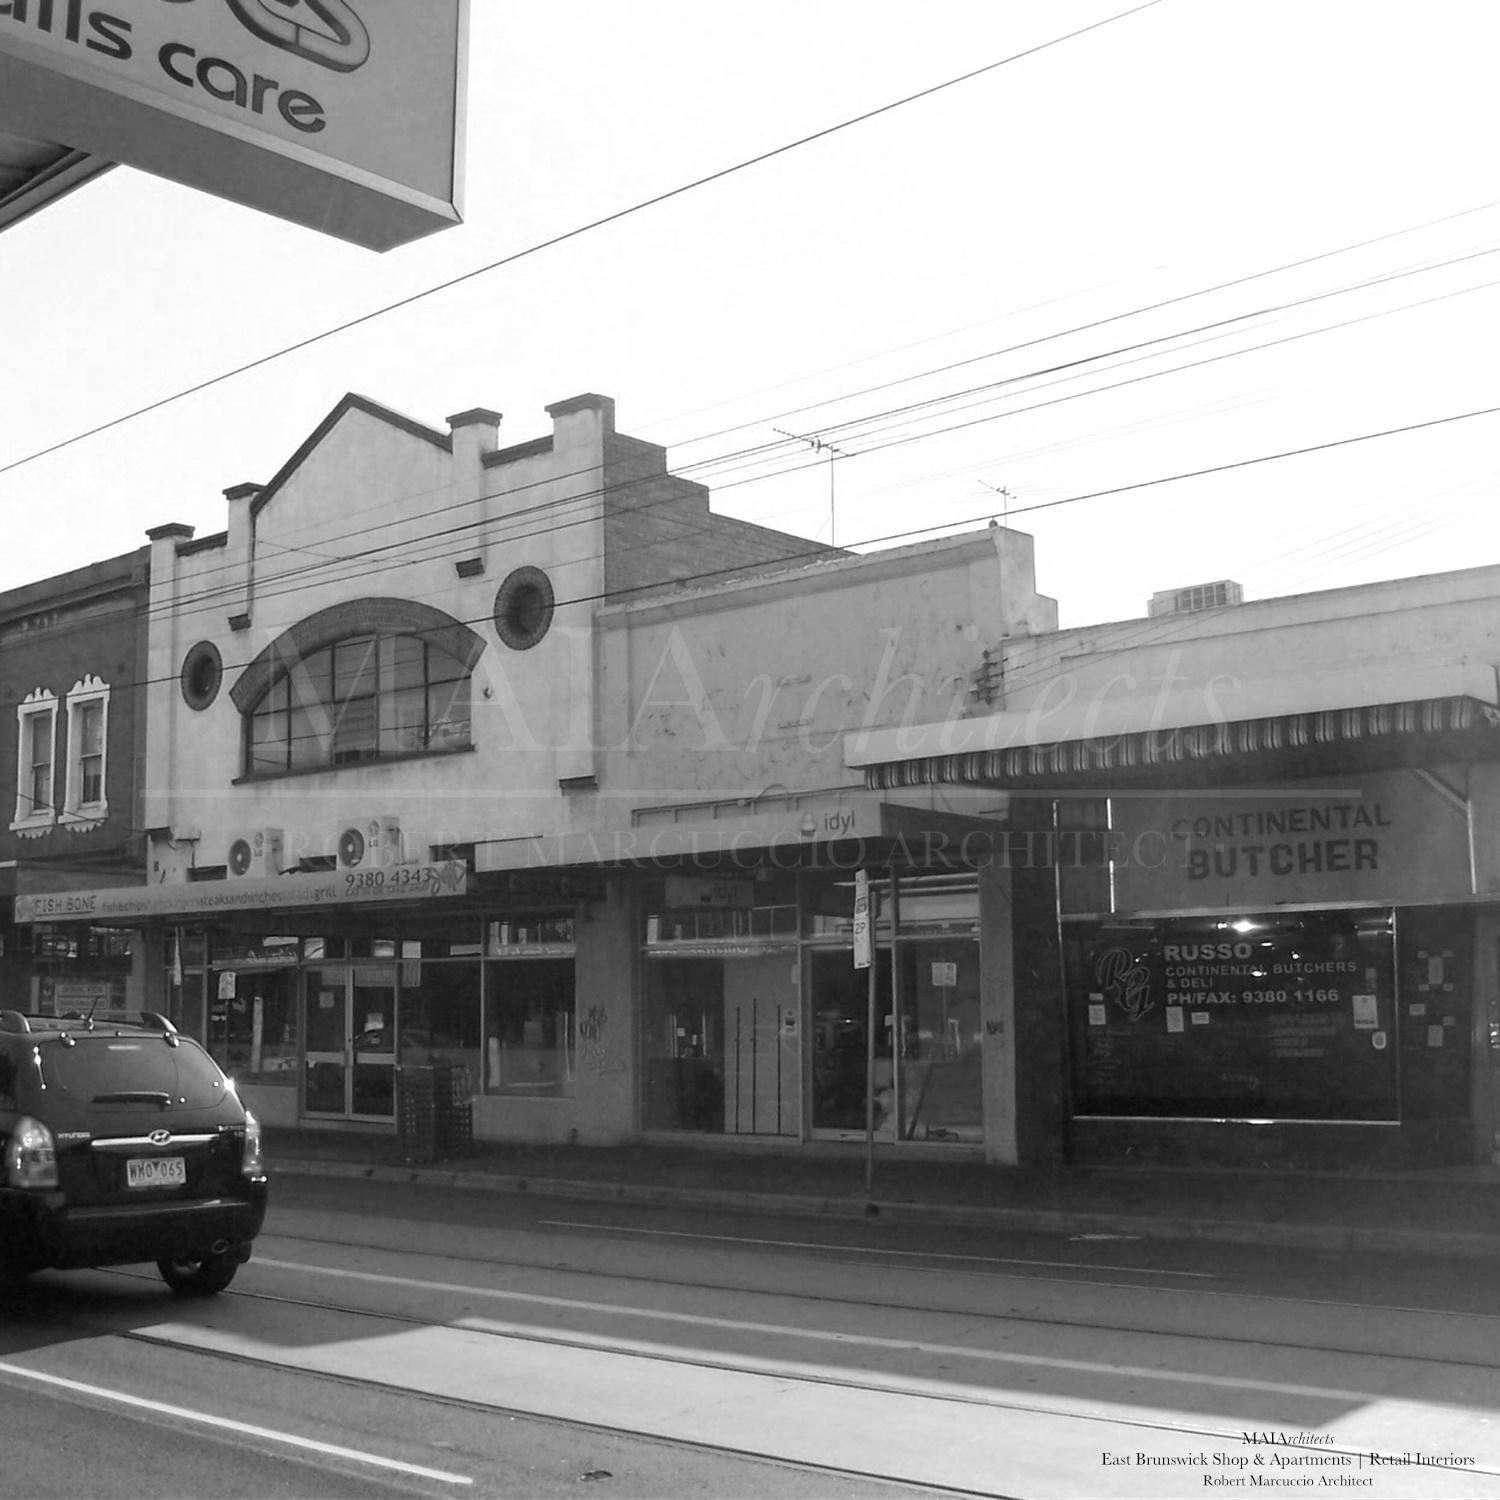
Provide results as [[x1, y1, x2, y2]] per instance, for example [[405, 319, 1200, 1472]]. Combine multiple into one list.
[[863, 696, 1500, 791], [848, 662, 1500, 792]]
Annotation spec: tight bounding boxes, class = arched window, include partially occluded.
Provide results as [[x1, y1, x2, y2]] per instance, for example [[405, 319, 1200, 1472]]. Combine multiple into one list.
[[242, 632, 475, 777]]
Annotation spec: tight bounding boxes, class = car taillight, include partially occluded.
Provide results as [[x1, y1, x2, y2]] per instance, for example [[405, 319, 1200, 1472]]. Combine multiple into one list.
[[240, 1110, 264, 1179], [6, 1116, 59, 1189]]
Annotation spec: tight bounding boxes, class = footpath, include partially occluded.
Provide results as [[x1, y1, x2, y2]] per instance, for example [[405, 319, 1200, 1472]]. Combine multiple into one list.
[[264, 1127, 1500, 1260]]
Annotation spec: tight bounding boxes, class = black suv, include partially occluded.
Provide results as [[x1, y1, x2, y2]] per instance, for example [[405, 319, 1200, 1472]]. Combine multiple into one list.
[[0, 1010, 267, 1295]]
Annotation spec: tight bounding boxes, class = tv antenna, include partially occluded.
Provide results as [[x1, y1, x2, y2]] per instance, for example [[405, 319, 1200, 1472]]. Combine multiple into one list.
[[775, 428, 851, 547], [979, 480, 1014, 527]]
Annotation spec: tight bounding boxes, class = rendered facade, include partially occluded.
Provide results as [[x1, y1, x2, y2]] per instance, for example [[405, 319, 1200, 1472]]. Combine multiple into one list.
[[851, 565, 1500, 1169], [23, 389, 1499, 1172], [16, 391, 1058, 1165]]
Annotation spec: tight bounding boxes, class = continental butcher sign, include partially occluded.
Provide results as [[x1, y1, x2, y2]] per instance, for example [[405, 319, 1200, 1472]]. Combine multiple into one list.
[[1106, 772, 1472, 911]]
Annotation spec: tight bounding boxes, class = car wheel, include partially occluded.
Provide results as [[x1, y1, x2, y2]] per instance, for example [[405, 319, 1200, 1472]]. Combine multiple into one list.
[[157, 1251, 240, 1296]]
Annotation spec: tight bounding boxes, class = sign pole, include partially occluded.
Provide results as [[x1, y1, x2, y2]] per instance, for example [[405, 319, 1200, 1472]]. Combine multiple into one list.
[[853, 870, 875, 1197], [865, 925, 878, 1196]]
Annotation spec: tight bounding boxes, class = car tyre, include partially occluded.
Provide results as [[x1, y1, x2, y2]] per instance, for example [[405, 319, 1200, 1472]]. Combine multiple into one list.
[[157, 1251, 240, 1296]]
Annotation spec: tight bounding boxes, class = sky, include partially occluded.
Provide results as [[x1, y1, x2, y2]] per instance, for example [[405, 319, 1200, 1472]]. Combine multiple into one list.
[[4, 0, 1500, 630]]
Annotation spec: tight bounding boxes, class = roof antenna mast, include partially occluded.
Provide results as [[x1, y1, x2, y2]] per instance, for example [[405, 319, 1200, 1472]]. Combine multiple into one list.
[[775, 428, 851, 547]]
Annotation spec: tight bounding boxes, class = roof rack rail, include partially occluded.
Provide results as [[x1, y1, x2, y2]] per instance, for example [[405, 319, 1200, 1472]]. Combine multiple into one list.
[[138, 1011, 179, 1036], [0, 1009, 33, 1033]]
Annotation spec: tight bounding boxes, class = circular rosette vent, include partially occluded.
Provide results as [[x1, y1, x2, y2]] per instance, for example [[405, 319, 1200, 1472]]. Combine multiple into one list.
[[493, 566, 555, 651], [180, 641, 223, 710]]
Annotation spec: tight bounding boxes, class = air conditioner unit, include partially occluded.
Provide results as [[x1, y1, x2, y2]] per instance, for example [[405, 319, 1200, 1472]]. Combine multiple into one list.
[[227, 828, 285, 879], [337, 815, 403, 871]]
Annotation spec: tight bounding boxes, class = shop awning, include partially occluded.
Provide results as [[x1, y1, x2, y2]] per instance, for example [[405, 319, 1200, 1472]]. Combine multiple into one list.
[[14, 860, 472, 926], [846, 660, 1500, 792], [478, 789, 1006, 872]]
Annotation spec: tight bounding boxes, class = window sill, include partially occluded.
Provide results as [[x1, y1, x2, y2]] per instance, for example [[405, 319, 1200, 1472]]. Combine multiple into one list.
[[10, 814, 56, 837], [60, 805, 108, 828], [235, 742, 476, 785]]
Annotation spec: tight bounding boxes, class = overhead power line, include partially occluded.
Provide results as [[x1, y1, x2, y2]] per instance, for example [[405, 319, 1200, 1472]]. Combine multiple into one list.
[[9, 391, 1500, 720], [0, 0, 1163, 485], [874, 401, 1500, 539], [42, 251, 1500, 640], [663, 203, 1500, 453], [683, 241, 1500, 480]]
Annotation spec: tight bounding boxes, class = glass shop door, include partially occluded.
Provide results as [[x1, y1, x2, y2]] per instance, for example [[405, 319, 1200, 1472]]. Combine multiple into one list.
[[302, 965, 398, 1121]]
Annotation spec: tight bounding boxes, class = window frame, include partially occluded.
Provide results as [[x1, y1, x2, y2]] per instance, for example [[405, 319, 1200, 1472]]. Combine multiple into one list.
[[62, 675, 111, 824], [242, 631, 475, 780], [12, 688, 58, 834]]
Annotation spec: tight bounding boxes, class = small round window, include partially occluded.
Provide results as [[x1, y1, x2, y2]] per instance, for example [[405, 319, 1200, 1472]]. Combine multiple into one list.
[[180, 641, 223, 710], [493, 566, 555, 651]]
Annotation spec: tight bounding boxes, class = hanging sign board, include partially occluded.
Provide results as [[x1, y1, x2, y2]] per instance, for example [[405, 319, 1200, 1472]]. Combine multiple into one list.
[[1103, 773, 1472, 914], [663, 876, 756, 909], [0, 1, 467, 250], [852, 870, 873, 970], [15, 861, 471, 923]]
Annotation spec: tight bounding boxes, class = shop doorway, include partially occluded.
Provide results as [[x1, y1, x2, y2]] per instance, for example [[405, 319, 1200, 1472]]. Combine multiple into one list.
[[809, 945, 896, 1141], [302, 965, 399, 1121], [808, 938, 983, 1145]]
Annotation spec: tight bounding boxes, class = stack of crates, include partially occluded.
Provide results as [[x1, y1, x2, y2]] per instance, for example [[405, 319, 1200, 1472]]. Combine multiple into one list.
[[398, 1062, 473, 1162], [436, 1062, 474, 1156], [397, 1065, 439, 1161]]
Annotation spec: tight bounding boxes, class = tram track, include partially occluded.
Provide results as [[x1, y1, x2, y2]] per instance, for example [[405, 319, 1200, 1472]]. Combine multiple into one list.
[[86, 1241, 1500, 1476], [5, 1275, 1015, 1500], [256, 1218, 1500, 1371], [7, 1233, 1500, 1497]]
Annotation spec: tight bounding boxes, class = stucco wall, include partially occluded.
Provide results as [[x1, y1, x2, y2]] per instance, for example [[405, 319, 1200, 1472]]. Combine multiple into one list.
[[597, 531, 1055, 804], [145, 399, 607, 871], [139, 382, 1065, 880], [998, 563, 1500, 724]]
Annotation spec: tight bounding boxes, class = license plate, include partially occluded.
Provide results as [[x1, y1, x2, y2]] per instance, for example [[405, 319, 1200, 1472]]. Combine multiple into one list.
[[127, 1156, 185, 1189]]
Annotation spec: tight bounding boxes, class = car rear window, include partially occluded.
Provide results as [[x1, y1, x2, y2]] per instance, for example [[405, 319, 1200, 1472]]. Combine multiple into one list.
[[37, 1036, 230, 1108]]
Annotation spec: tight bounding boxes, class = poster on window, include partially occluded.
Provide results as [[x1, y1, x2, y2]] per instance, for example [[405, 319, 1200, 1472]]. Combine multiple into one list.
[[1064, 909, 1397, 1120]]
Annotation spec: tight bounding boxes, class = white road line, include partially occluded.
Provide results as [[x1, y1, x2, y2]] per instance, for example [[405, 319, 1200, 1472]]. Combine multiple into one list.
[[252, 1256, 1386, 1402], [537, 1218, 1217, 1276], [0, 1359, 473, 1487]]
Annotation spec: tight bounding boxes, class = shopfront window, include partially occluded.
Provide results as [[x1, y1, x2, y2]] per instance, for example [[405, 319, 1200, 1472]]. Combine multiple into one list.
[[211, 963, 299, 1083], [182, 918, 579, 1106], [32, 924, 135, 1020], [398, 952, 482, 1084], [485, 958, 574, 1096], [893, 938, 982, 1143], [482, 914, 576, 1097], [641, 874, 800, 1136], [1063, 909, 1398, 1121]]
